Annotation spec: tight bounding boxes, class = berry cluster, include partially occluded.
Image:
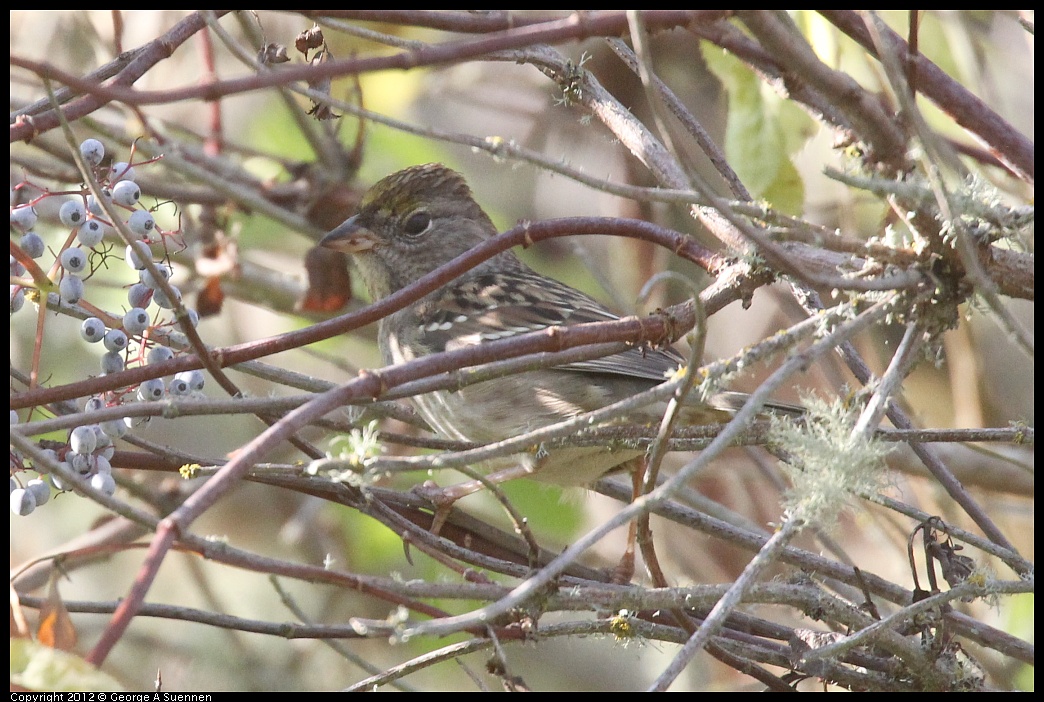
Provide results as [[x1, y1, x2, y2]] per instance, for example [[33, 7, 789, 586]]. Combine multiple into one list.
[[10, 138, 202, 515]]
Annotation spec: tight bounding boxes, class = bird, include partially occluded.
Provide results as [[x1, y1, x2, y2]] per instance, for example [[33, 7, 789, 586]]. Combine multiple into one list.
[[319, 163, 795, 504]]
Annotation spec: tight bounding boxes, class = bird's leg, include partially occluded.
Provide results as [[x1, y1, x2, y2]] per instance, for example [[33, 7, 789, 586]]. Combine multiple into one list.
[[610, 458, 644, 584], [411, 462, 540, 535]]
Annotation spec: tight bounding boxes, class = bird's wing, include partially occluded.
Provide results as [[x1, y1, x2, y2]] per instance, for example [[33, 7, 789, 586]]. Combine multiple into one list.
[[413, 269, 685, 382]]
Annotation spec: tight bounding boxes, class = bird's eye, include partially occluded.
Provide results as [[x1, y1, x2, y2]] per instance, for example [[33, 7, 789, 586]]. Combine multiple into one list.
[[402, 210, 431, 237]]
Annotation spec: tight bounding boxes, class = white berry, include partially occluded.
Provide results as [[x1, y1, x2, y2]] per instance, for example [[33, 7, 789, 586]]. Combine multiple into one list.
[[103, 328, 129, 352], [10, 205, 37, 231], [139, 265, 171, 290], [69, 425, 97, 455], [10, 488, 36, 516], [147, 346, 174, 365], [137, 378, 166, 402], [93, 455, 112, 476], [20, 232, 46, 258], [59, 200, 87, 227], [125, 241, 152, 270], [176, 369, 206, 392], [110, 162, 136, 183], [100, 351, 125, 374], [26, 478, 50, 507], [123, 307, 151, 335], [60, 247, 88, 274], [10, 286, 25, 314], [87, 189, 112, 216], [127, 210, 155, 238], [79, 139, 105, 166], [111, 180, 141, 206], [90, 472, 117, 496], [59, 275, 84, 304], [127, 282, 152, 309], [77, 219, 105, 248], [152, 285, 182, 309], [168, 377, 191, 396], [80, 317, 106, 343], [100, 419, 128, 439]]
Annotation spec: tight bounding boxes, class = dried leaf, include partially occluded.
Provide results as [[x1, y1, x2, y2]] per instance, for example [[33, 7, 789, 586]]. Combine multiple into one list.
[[37, 576, 77, 651], [299, 246, 352, 312]]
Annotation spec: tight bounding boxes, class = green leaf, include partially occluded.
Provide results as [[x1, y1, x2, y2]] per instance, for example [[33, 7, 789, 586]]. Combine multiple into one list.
[[702, 44, 812, 215], [10, 639, 124, 692]]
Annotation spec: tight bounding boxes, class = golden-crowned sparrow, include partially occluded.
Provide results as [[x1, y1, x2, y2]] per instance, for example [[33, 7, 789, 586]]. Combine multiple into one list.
[[320, 164, 787, 492]]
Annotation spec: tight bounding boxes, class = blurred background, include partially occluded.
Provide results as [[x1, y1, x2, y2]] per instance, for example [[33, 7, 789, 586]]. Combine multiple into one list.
[[10, 11, 1033, 692]]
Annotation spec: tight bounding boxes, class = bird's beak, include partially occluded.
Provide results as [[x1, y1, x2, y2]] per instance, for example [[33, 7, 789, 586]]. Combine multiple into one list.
[[319, 215, 377, 253]]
